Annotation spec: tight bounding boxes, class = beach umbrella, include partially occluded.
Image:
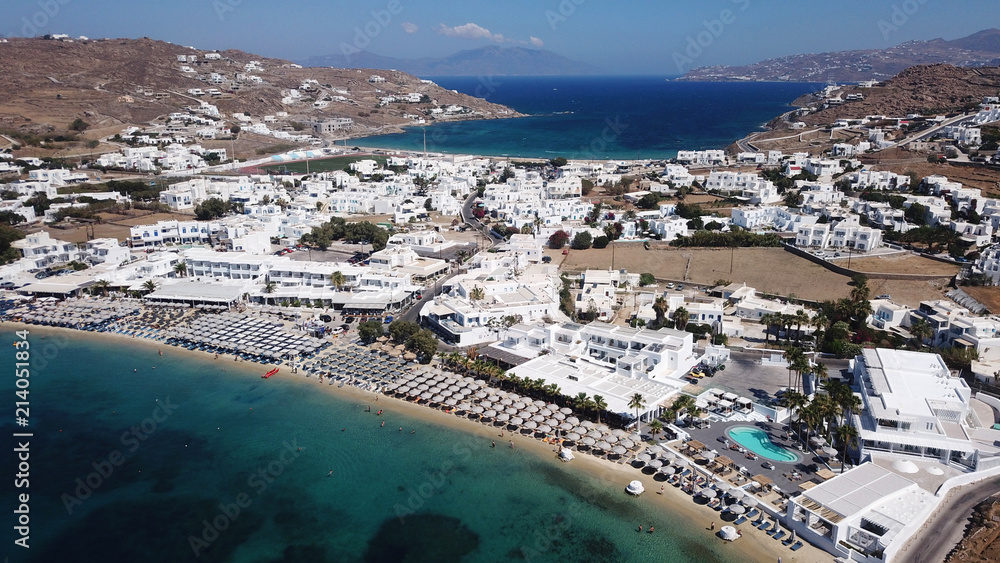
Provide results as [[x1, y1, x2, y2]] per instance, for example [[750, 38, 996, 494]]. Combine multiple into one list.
[[587, 430, 603, 440], [595, 423, 609, 432], [572, 425, 589, 434], [559, 407, 573, 415], [637, 453, 652, 463], [559, 422, 573, 431], [700, 488, 718, 499], [539, 408, 553, 417], [445, 398, 458, 407], [533, 400, 546, 407], [552, 412, 566, 421], [565, 432, 581, 441], [500, 398, 513, 406], [620, 439, 636, 449], [604, 434, 619, 444], [483, 409, 497, 418], [729, 488, 746, 501], [702, 451, 718, 461], [537, 424, 552, 434], [510, 417, 524, 426], [822, 446, 839, 458], [648, 459, 663, 469], [581, 437, 596, 446], [567, 416, 580, 425], [496, 413, 510, 422], [659, 465, 676, 475], [594, 440, 611, 451], [525, 405, 539, 414], [581, 421, 595, 429], [743, 495, 759, 508], [612, 445, 627, 455], [523, 421, 538, 430], [472, 405, 484, 414], [505, 407, 520, 416], [532, 414, 546, 423], [512, 401, 526, 410], [475, 391, 488, 399]]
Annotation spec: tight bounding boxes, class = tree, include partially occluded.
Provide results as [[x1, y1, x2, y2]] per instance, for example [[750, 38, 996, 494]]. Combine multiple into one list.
[[194, 197, 234, 220], [639, 273, 656, 287], [548, 230, 570, 249], [649, 419, 663, 437], [760, 313, 776, 344], [636, 193, 662, 210], [406, 329, 438, 363], [330, 271, 346, 290], [592, 395, 608, 423], [835, 423, 859, 473], [571, 231, 592, 250], [69, 118, 90, 132], [779, 390, 809, 447], [173, 262, 187, 278], [230, 124, 241, 135], [672, 307, 690, 331], [388, 320, 421, 344], [92, 279, 111, 296], [628, 393, 646, 425], [908, 318, 933, 348], [592, 235, 610, 249], [652, 296, 669, 327], [263, 280, 277, 294], [469, 286, 485, 301], [141, 280, 159, 294], [793, 309, 809, 344], [357, 320, 384, 344], [549, 156, 567, 168]]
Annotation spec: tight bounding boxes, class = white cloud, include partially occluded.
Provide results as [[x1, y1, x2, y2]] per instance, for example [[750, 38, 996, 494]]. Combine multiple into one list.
[[435, 23, 544, 48], [436, 22, 498, 41], [401, 22, 418, 34]]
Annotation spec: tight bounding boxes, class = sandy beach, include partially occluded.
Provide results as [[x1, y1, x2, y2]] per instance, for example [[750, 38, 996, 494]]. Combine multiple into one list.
[[8, 321, 833, 562]]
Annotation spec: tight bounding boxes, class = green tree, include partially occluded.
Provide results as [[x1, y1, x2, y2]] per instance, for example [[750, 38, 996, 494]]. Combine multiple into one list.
[[469, 286, 485, 301], [652, 296, 669, 327], [330, 270, 346, 290], [908, 317, 933, 348], [592, 395, 608, 423], [173, 262, 187, 278], [628, 393, 646, 426], [835, 424, 859, 473], [406, 329, 438, 364], [141, 279, 159, 293], [571, 231, 593, 250], [69, 118, 90, 132], [672, 307, 690, 331], [592, 235, 610, 249], [639, 273, 656, 287], [649, 419, 663, 437], [357, 320, 384, 344], [388, 320, 421, 344], [549, 156, 568, 167]]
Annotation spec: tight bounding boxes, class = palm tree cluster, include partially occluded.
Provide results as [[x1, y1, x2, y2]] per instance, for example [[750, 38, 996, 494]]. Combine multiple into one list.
[[779, 379, 861, 473], [759, 309, 814, 346]]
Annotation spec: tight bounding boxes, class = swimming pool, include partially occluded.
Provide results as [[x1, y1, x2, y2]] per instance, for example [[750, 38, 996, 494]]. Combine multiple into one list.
[[727, 426, 800, 463]]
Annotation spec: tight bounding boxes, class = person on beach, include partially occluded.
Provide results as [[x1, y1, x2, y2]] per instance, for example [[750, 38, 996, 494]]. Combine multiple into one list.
[[509, 441, 514, 449], [492, 441, 496, 448], [638, 525, 642, 532], [380, 421, 385, 427], [710, 522, 715, 530]]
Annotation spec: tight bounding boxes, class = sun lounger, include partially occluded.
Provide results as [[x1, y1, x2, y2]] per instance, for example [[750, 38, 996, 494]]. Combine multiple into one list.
[[734, 516, 747, 525], [772, 531, 786, 541], [757, 522, 771, 531], [782, 536, 795, 546], [790, 541, 803, 551], [746, 509, 759, 519]]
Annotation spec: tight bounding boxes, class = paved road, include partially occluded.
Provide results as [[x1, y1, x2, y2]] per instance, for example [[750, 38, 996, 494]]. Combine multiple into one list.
[[901, 475, 1000, 563]]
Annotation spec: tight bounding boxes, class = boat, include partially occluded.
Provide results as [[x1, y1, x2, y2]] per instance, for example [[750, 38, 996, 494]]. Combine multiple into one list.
[[261, 368, 279, 379], [625, 480, 645, 496]]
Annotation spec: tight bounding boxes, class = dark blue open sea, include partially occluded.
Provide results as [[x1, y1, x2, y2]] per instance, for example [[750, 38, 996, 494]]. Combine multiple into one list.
[[354, 77, 821, 159], [1, 328, 753, 562]]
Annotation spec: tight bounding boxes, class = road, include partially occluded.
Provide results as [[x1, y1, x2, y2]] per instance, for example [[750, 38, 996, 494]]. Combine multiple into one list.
[[894, 112, 974, 149], [900, 475, 1000, 563]]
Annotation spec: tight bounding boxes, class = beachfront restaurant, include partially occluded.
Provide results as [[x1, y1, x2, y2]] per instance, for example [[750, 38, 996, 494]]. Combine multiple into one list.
[[143, 279, 249, 308], [785, 463, 936, 562]]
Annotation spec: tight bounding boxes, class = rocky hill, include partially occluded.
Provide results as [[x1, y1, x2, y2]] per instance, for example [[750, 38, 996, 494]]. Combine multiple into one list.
[[679, 29, 1000, 83], [0, 37, 520, 142], [794, 64, 1000, 125]]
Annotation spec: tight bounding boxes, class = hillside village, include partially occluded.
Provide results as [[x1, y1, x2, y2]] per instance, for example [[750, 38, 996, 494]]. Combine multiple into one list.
[[6, 40, 1000, 561]]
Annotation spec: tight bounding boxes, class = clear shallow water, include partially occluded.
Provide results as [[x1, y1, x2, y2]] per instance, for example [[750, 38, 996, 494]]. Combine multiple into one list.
[[1, 328, 749, 563], [727, 427, 799, 463], [354, 77, 822, 160]]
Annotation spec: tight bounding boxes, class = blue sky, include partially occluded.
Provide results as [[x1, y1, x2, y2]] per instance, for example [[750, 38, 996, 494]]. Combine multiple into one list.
[[2, 0, 996, 74]]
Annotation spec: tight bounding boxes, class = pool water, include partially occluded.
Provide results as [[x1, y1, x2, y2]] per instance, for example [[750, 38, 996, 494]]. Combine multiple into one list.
[[727, 426, 800, 463]]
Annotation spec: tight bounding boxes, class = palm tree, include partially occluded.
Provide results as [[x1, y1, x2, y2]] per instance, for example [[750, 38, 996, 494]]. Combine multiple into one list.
[[835, 423, 859, 473], [780, 390, 809, 446], [592, 395, 608, 423], [173, 262, 187, 278], [469, 286, 485, 302], [672, 306, 690, 331], [93, 279, 111, 297], [908, 317, 933, 348], [652, 296, 668, 327], [793, 309, 809, 344], [574, 392, 591, 413], [649, 419, 663, 438], [141, 279, 159, 293], [628, 393, 646, 426], [263, 280, 277, 294], [330, 271, 346, 290], [849, 275, 870, 304], [760, 313, 776, 344]]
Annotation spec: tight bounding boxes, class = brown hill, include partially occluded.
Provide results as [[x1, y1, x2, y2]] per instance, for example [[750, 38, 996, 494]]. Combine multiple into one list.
[[0, 37, 519, 142], [796, 64, 1000, 125]]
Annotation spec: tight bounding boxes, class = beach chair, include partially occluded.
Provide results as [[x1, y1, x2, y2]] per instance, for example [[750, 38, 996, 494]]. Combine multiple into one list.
[[782, 536, 795, 546], [790, 541, 803, 551], [757, 522, 771, 532], [734, 516, 747, 525], [746, 509, 759, 519], [772, 531, 786, 541]]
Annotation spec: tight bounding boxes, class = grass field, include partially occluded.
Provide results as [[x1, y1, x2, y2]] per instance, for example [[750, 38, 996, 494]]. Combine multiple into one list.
[[553, 245, 952, 307], [258, 155, 388, 174]]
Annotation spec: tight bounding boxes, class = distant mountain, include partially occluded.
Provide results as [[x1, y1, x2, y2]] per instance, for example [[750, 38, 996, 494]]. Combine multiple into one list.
[[299, 46, 602, 76], [678, 28, 1000, 83]]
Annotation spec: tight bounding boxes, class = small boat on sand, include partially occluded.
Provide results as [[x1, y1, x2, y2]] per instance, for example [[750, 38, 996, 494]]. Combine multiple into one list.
[[262, 368, 279, 379]]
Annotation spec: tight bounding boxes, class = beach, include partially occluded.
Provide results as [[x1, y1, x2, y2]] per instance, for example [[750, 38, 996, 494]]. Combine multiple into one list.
[[5, 321, 832, 562]]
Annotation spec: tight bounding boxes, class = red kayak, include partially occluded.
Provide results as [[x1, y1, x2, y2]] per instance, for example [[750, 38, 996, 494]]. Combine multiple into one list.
[[261, 368, 279, 379]]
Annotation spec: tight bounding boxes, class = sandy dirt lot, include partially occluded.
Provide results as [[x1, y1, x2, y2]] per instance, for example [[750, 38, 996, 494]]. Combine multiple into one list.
[[553, 245, 951, 306], [957, 286, 1000, 313], [837, 254, 960, 276]]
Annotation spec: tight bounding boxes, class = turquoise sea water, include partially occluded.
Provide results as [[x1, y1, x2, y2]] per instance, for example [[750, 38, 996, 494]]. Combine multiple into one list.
[[353, 77, 822, 160], [1, 328, 752, 562]]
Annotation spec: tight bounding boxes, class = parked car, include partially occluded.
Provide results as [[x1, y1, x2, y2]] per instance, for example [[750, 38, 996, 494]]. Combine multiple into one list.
[[876, 294, 891, 300], [329, 326, 345, 335], [384, 315, 394, 324], [344, 316, 354, 324], [319, 314, 332, 323]]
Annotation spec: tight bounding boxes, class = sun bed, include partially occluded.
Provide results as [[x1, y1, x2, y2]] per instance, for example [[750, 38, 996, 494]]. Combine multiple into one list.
[[790, 541, 803, 551]]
